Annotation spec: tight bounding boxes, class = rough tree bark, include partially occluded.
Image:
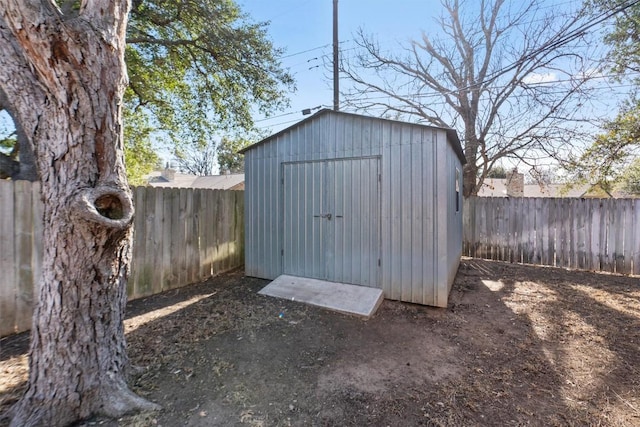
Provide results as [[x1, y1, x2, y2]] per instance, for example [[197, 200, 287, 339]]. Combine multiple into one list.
[[0, 1, 159, 426]]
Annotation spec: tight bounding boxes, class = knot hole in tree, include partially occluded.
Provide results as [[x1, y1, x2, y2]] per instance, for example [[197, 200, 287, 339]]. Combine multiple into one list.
[[95, 194, 124, 220], [73, 186, 134, 229]]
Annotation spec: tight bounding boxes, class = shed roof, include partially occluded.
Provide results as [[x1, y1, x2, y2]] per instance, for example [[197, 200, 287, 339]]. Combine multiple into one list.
[[240, 109, 465, 164]]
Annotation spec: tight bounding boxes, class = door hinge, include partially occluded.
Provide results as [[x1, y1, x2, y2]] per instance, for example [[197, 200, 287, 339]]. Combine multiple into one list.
[[281, 249, 284, 256], [378, 258, 381, 267]]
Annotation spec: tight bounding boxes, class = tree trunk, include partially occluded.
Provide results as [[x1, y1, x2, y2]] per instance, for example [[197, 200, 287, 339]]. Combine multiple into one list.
[[0, 2, 158, 425], [463, 127, 480, 197]]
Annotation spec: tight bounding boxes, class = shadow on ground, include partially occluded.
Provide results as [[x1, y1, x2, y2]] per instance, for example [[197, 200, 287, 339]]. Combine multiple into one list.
[[1, 261, 639, 426]]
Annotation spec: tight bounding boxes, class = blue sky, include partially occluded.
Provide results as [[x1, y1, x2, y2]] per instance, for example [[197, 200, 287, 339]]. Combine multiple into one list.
[[238, 0, 622, 136], [1, 1, 630, 175], [239, 0, 446, 133], [234, 0, 637, 178]]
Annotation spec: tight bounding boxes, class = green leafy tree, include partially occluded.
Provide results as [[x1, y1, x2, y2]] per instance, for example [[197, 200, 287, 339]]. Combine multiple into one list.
[[486, 166, 508, 179], [567, 1, 640, 189], [566, 99, 640, 190], [217, 136, 252, 173], [0, 0, 294, 180], [588, 0, 640, 74], [123, 107, 160, 185], [125, 0, 294, 146], [618, 156, 640, 194], [0, 123, 18, 179]]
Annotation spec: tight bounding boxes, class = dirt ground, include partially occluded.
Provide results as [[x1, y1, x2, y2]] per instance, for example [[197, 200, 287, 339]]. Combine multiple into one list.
[[1, 258, 640, 426]]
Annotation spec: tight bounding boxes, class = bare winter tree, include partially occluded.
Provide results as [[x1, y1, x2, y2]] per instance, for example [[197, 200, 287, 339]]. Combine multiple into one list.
[[174, 140, 218, 176], [0, 1, 158, 426], [341, 0, 619, 196]]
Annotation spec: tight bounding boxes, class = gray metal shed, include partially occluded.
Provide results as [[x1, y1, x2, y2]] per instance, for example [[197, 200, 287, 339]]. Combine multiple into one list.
[[241, 109, 465, 307]]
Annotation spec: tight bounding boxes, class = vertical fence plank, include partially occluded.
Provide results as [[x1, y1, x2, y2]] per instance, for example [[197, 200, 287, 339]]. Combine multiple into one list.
[[571, 199, 579, 269], [14, 181, 35, 333], [211, 190, 221, 274], [621, 199, 633, 274], [483, 198, 491, 260], [199, 188, 212, 279], [462, 198, 471, 256], [237, 190, 245, 266], [568, 199, 577, 269], [220, 190, 231, 272], [151, 188, 165, 294], [533, 198, 543, 264], [603, 200, 612, 272], [184, 188, 199, 284], [477, 197, 486, 259], [583, 200, 592, 271], [211, 189, 220, 272], [469, 198, 477, 258], [540, 199, 554, 265], [193, 189, 202, 282], [633, 199, 640, 275], [139, 186, 156, 296], [614, 199, 626, 273], [498, 198, 507, 261], [0, 181, 17, 336], [559, 199, 569, 268], [591, 199, 606, 271], [173, 188, 187, 288], [130, 186, 146, 298], [521, 198, 533, 264], [161, 188, 176, 291], [576, 199, 587, 270], [508, 197, 518, 263]]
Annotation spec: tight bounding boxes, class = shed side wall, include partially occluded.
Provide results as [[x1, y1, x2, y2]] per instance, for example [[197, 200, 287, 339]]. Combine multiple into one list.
[[443, 130, 464, 301]]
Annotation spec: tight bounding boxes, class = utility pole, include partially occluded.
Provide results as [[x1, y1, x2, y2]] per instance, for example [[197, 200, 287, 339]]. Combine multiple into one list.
[[333, 0, 339, 111]]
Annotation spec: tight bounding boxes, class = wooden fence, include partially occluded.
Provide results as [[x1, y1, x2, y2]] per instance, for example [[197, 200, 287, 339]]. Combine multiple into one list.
[[0, 181, 244, 337], [463, 197, 640, 275]]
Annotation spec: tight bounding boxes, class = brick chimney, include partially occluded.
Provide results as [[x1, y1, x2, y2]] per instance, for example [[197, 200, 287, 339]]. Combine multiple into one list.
[[161, 167, 176, 181], [506, 169, 524, 197]]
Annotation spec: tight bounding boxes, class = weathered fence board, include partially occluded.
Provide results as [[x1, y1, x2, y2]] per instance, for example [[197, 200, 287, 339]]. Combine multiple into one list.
[[464, 197, 640, 275], [0, 181, 244, 337], [0, 181, 17, 336], [13, 181, 36, 334]]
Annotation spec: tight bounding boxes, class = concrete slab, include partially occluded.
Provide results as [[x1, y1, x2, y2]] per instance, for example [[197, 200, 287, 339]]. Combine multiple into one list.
[[258, 275, 384, 319]]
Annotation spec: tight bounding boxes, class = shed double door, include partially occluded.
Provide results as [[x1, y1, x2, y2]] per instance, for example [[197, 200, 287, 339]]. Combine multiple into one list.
[[283, 157, 381, 287]]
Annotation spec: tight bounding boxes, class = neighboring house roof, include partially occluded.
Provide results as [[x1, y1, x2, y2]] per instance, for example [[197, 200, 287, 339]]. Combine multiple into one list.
[[147, 171, 244, 190], [148, 172, 199, 187], [191, 174, 245, 190], [476, 178, 631, 198]]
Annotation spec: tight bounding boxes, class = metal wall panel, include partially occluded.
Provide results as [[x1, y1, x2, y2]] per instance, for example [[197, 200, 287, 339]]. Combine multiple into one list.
[[282, 157, 380, 287], [244, 110, 463, 307]]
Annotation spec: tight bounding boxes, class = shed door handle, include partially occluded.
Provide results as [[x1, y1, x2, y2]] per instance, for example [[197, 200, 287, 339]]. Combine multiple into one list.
[[313, 213, 332, 220]]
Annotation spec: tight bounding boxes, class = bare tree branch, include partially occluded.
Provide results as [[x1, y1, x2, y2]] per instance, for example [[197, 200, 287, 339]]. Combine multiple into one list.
[[341, 0, 603, 196]]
